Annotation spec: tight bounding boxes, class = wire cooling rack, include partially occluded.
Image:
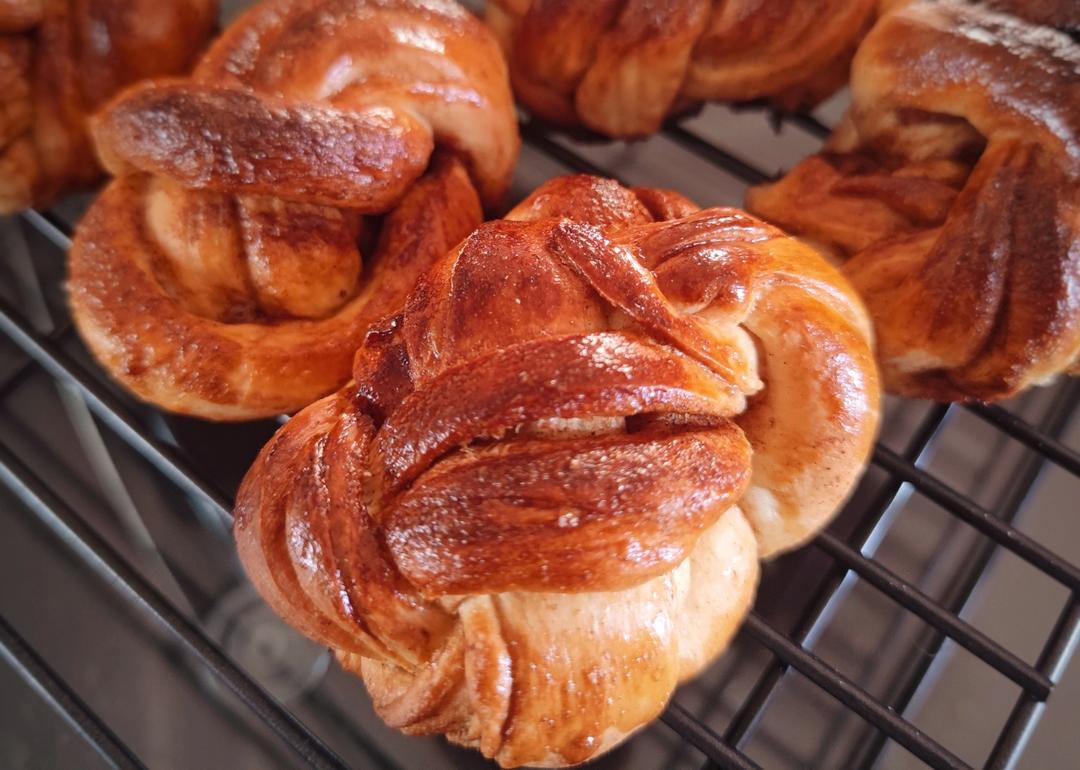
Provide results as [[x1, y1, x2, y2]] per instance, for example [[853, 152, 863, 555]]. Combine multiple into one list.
[[1, 30, 1078, 770]]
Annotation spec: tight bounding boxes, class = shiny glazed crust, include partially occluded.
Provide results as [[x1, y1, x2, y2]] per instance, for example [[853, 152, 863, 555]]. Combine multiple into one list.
[[748, 1, 1080, 402], [234, 175, 880, 766], [0, 0, 217, 212], [68, 0, 520, 420], [485, 0, 876, 137]]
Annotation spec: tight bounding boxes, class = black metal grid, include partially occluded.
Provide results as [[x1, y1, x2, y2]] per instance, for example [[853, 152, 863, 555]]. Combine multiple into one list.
[[1, 95, 1078, 770]]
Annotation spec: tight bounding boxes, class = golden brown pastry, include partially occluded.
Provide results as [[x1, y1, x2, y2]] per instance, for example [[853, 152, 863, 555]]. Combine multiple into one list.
[[69, 0, 519, 421], [748, 0, 1080, 402], [235, 175, 880, 767], [0, 0, 217, 212], [485, 0, 877, 138]]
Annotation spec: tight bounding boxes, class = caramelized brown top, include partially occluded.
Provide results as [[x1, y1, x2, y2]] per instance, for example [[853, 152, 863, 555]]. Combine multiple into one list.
[[0, 0, 217, 211], [748, 0, 1080, 401], [486, 0, 876, 137], [96, 0, 519, 210]]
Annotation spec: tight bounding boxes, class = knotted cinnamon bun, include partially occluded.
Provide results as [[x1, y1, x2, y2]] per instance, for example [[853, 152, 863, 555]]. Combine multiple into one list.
[[69, 0, 519, 420], [235, 175, 880, 766], [748, 0, 1080, 401]]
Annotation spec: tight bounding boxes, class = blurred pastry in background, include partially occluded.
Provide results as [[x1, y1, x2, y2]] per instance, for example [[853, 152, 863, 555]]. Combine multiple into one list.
[[0, 0, 218, 212], [486, 0, 876, 138]]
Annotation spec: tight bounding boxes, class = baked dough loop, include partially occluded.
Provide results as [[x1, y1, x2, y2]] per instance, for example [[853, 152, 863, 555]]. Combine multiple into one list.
[[0, 0, 217, 212], [235, 175, 880, 767], [748, 1, 1080, 402], [69, 0, 519, 421], [485, 0, 876, 138]]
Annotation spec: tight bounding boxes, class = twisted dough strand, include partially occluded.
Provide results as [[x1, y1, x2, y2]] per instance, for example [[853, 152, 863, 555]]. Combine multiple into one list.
[[69, 0, 519, 420], [236, 175, 879, 766]]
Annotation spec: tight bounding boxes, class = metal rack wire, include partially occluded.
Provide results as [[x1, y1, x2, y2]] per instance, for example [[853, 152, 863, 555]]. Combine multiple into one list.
[[1, 87, 1078, 770]]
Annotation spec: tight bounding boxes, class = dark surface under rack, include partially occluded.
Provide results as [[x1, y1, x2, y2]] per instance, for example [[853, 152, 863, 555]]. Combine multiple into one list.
[[1, 91, 1078, 770]]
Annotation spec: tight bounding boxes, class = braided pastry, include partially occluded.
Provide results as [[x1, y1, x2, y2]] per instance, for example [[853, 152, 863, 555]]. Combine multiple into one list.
[[235, 175, 880, 767], [748, 1, 1080, 402], [484, 0, 877, 138], [69, 0, 519, 421], [0, 0, 217, 212]]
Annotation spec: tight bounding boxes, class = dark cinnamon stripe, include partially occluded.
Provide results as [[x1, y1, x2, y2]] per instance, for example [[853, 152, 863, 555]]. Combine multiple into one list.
[[373, 331, 743, 497], [384, 422, 751, 595]]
